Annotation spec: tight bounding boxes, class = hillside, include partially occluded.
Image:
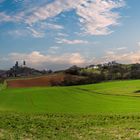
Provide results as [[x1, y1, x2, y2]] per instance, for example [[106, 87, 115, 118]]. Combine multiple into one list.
[[1, 80, 140, 139], [1, 80, 140, 113]]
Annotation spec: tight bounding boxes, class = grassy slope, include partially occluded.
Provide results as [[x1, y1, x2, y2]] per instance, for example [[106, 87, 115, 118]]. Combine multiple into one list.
[[1, 80, 140, 139], [1, 80, 140, 113], [80, 80, 140, 96]]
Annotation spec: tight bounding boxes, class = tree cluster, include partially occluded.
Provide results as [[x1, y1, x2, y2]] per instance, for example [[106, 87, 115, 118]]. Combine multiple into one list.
[[65, 62, 140, 85]]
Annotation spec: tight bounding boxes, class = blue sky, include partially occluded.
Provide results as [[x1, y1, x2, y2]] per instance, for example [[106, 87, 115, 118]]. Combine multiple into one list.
[[0, 0, 140, 70]]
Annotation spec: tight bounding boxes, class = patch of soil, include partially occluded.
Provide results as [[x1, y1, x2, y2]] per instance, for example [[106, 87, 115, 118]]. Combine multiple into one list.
[[7, 73, 86, 88], [7, 74, 64, 88]]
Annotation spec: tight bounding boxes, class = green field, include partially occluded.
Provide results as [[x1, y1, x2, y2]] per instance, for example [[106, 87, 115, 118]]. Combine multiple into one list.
[[1, 80, 140, 113], [1, 80, 140, 139]]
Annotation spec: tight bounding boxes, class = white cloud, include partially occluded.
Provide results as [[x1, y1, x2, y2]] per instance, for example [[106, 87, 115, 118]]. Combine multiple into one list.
[[116, 47, 127, 50], [46, 23, 64, 30], [0, 0, 125, 37], [57, 32, 69, 37], [56, 38, 89, 44], [7, 22, 64, 38], [25, 0, 84, 25], [26, 0, 125, 35], [97, 51, 140, 64], [26, 27, 45, 38], [7, 29, 31, 38], [6, 49, 140, 70], [7, 28, 44, 38], [8, 30, 26, 37], [77, 0, 125, 35], [0, 11, 25, 23], [69, 53, 85, 65], [9, 51, 86, 68], [0, 12, 18, 23], [47, 46, 60, 54], [138, 42, 140, 47], [39, 22, 64, 30], [106, 51, 115, 55]]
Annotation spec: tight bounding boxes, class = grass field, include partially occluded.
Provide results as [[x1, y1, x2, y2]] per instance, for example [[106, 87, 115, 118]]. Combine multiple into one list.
[[1, 80, 140, 139], [1, 113, 140, 140], [1, 80, 140, 113]]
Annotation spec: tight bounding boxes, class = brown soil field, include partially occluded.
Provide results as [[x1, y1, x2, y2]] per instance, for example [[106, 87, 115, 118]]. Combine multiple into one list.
[[7, 73, 86, 88]]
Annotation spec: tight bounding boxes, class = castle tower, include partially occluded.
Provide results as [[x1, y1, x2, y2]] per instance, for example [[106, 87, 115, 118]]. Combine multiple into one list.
[[23, 60, 26, 67]]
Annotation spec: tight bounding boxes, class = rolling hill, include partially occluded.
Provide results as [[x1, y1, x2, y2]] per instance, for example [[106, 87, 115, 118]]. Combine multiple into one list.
[[1, 80, 140, 113], [1, 80, 140, 139]]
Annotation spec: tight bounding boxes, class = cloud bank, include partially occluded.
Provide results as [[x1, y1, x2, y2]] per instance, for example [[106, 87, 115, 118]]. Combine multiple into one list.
[[8, 51, 85, 70], [5, 49, 140, 70]]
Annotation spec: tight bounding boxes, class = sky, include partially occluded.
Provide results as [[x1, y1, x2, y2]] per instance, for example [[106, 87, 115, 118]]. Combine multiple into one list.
[[0, 0, 140, 70]]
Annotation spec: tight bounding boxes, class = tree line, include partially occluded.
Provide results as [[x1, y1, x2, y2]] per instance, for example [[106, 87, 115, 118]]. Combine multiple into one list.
[[65, 61, 140, 84]]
